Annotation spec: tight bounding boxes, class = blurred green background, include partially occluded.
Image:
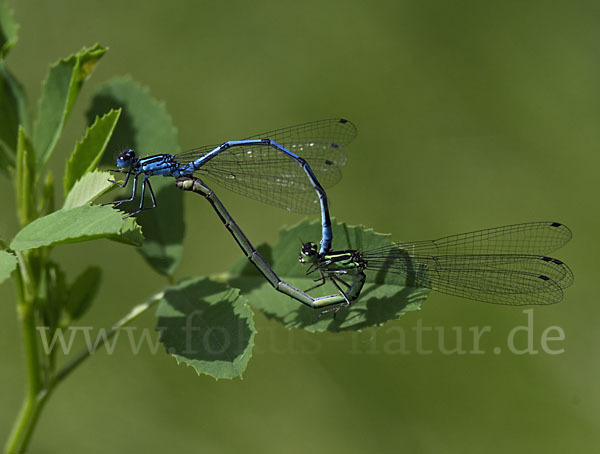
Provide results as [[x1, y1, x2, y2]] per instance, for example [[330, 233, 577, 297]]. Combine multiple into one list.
[[0, 0, 597, 452]]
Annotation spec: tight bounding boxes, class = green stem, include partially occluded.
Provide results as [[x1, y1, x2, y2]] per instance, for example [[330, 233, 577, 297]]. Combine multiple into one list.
[[4, 388, 49, 454], [5, 266, 43, 454], [4, 291, 163, 454]]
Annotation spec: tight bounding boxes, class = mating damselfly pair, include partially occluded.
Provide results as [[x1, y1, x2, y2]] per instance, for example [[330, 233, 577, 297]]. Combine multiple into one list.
[[105, 119, 573, 318]]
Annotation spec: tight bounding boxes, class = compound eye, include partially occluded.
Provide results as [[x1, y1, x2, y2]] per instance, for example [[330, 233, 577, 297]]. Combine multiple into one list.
[[116, 149, 135, 168], [301, 242, 318, 257]]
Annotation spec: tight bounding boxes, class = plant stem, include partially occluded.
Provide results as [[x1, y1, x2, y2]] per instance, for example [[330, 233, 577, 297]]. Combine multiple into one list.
[[4, 388, 49, 454], [5, 297, 43, 454], [4, 292, 163, 454]]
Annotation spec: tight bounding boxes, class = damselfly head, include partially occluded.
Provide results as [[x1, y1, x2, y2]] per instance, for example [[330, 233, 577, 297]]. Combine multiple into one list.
[[116, 149, 136, 168], [299, 242, 319, 265]]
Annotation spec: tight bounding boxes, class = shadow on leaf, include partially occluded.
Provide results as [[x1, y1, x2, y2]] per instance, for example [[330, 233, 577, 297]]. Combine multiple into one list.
[[285, 285, 428, 333], [155, 278, 254, 376]]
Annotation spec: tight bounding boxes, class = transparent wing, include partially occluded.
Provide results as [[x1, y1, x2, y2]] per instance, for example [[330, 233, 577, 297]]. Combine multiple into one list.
[[174, 119, 354, 213], [243, 118, 356, 147], [360, 222, 573, 305], [200, 143, 344, 213], [394, 222, 571, 256]]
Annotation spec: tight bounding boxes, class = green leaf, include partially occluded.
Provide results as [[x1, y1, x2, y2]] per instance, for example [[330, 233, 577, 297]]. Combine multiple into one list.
[[63, 170, 115, 210], [0, 140, 11, 176], [33, 44, 106, 170], [0, 250, 17, 285], [227, 219, 429, 332], [87, 77, 183, 276], [44, 261, 68, 330], [0, 62, 29, 172], [0, 2, 18, 57], [38, 171, 55, 216], [16, 126, 36, 225], [155, 277, 255, 380], [65, 266, 101, 321], [64, 109, 121, 196], [134, 178, 184, 276], [0, 3, 26, 173], [10, 204, 144, 251]]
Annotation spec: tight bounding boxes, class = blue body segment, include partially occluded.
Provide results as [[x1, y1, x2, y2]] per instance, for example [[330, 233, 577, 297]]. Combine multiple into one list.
[[106, 119, 356, 254]]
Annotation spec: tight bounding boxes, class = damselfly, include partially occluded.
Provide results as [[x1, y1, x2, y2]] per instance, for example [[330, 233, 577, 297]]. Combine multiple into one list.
[[299, 222, 573, 317], [106, 119, 355, 254], [176, 177, 362, 308]]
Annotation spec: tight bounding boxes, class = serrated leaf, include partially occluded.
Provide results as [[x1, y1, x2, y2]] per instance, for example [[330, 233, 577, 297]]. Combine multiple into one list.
[[227, 219, 428, 332], [63, 170, 115, 209], [0, 250, 17, 285], [10, 204, 143, 250], [65, 266, 101, 321], [64, 109, 121, 195], [155, 277, 255, 380], [114, 217, 145, 246], [87, 77, 183, 276], [0, 2, 18, 58], [0, 62, 29, 170], [16, 126, 36, 225], [33, 44, 106, 170]]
